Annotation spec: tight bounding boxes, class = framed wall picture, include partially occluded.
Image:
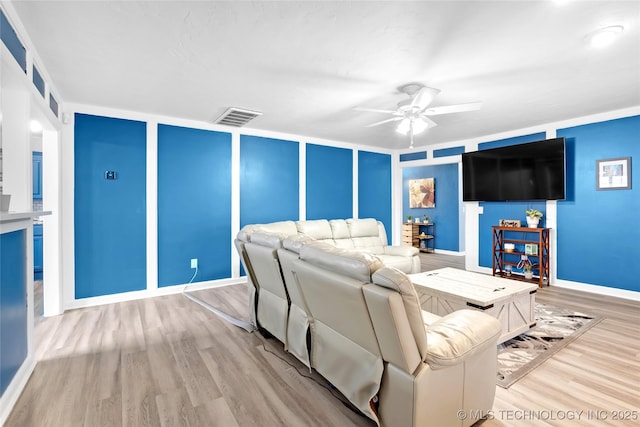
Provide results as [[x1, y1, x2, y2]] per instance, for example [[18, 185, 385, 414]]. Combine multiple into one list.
[[409, 178, 435, 208], [596, 157, 631, 190]]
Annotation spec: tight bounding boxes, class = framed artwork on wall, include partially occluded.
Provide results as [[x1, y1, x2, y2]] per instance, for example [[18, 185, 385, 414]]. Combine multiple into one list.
[[596, 157, 631, 190], [409, 177, 435, 208]]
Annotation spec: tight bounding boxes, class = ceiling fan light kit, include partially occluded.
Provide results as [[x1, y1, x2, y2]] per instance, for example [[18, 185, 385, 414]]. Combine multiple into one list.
[[357, 83, 481, 147], [587, 25, 624, 48]]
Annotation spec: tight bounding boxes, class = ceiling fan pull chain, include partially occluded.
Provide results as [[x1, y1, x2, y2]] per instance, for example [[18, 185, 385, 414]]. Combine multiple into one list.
[[409, 120, 415, 148]]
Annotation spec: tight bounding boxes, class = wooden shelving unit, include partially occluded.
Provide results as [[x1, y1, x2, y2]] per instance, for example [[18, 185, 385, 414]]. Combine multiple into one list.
[[402, 222, 435, 253], [492, 226, 550, 288]]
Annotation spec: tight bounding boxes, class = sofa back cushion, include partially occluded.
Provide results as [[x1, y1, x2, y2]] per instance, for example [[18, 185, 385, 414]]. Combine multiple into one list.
[[249, 232, 284, 249], [295, 219, 333, 243], [238, 220, 297, 242], [347, 218, 387, 252], [372, 267, 428, 359], [282, 235, 314, 254], [300, 241, 382, 283], [292, 248, 383, 423], [329, 220, 355, 249]]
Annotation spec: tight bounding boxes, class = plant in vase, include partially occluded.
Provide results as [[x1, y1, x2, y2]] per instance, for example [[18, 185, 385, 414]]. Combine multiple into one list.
[[525, 209, 543, 228], [522, 260, 534, 279], [406, 215, 412, 223], [423, 215, 430, 223]]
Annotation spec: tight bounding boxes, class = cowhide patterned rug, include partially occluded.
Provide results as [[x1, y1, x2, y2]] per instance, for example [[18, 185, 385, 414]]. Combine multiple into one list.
[[497, 303, 603, 388]]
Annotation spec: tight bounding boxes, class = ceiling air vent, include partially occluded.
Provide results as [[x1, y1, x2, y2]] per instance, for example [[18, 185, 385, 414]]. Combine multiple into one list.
[[214, 107, 262, 127]]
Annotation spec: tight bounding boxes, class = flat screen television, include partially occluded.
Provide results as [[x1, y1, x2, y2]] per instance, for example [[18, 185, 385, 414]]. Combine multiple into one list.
[[462, 137, 566, 201]]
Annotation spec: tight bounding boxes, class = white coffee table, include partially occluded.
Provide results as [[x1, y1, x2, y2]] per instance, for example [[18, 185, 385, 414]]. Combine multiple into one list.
[[409, 267, 537, 344]]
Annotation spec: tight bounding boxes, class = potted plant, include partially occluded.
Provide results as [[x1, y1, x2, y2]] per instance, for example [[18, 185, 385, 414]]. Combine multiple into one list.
[[525, 209, 543, 228], [423, 215, 430, 223], [523, 261, 534, 279], [406, 215, 412, 223]]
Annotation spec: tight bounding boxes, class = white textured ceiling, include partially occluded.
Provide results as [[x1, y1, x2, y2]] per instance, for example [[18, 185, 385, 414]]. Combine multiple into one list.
[[10, 0, 640, 149]]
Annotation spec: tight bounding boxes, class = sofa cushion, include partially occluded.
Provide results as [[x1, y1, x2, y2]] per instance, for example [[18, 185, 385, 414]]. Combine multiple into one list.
[[346, 218, 380, 237], [239, 221, 297, 242], [375, 254, 414, 274], [371, 267, 428, 357], [250, 232, 284, 249], [282, 235, 314, 254], [296, 219, 333, 240], [300, 241, 382, 283], [329, 219, 350, 239], [425, 310, 502, 369]]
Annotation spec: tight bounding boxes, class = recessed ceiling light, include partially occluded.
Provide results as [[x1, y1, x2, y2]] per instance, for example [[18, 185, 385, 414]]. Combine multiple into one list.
[[588, 25, 624, 48], [30, 120, 43, 133]]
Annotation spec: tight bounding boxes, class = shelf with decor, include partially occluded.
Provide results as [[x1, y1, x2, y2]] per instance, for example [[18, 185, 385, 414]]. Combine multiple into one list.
[[402, 222, 435, 253], [492, 226, 549, 288]]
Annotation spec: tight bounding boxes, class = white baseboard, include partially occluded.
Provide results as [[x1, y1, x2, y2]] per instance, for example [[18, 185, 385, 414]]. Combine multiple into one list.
[[0, 355, 36, 426], [553, 279, 640, 302], [65, 277, 248, 310], [432, 249, 465, 256]]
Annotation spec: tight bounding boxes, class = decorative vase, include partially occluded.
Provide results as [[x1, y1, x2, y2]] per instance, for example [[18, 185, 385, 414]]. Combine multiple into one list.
[[526, 217, 539, 228], [524, 271, 533, 279], [415, 218, 421, 223]]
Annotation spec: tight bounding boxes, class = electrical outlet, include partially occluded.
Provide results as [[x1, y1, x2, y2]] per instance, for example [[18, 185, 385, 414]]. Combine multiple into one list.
[[191, 258, 198, 269], [521, 255, 528, 261]]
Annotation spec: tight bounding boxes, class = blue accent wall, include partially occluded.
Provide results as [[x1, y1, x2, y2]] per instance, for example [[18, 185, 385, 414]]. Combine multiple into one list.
[[306, 144, 352, 220], [240, 135, 299, 226], [1, 10, 26, 72], [400, 151, 427, 162], [32, 65, 45, 97], [557, 116, 640, 292], [358, 151, 392, 243], [157, 125, 232, 287], [1, 229, 27, 396], [403, 164, 460, 251], [74, 114, 147, 298], [477, 133, 547, 267], [434, 146, 465, 158]]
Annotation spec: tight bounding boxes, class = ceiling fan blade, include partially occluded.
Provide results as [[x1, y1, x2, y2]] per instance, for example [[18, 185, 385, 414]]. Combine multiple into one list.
[[365, 117, 404, 127], [417, 115, 439, 128], [411, 87, 441, 110], [354, 107, 400, 115], [423, 101, 482, 116]]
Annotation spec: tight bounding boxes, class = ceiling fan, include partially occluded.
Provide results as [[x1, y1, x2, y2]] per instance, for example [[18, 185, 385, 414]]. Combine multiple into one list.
[[356, 83, 482, 148]]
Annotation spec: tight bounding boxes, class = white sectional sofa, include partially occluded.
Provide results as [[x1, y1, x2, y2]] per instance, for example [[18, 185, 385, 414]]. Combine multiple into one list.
[[234, 218, 420, 335], [234, 220, 502, 427]]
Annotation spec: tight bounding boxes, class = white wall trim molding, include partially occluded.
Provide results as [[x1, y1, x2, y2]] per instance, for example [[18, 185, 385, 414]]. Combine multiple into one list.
[[299, 141, 307, 220], [146, 121, 159, 292], [64, 103, 393, 155], [352, 148, 358, 219], [66, 277, 248, 311], [392, 105, 640, 159], [433, 249, 464, 256], [553, 280, 640, 302], [231, 132, 241, 278], [0, 3, 65, 111], [61, 114, 76, 310], [391, 152, 402, 245], [397, 154, 462, 168], [0, 355, 35, 426]]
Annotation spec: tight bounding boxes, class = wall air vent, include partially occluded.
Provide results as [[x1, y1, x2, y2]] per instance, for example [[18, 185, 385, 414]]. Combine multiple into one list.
[[214, 107, 262, 127]]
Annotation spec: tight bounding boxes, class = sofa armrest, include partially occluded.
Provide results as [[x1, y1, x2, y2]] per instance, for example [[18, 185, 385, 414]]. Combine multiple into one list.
[[424, 309, 501, 369], [382, 245, 419, 257]]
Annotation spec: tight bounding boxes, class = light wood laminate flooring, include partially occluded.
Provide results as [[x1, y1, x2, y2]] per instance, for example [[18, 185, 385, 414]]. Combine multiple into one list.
[[5, 254, 639, 426]]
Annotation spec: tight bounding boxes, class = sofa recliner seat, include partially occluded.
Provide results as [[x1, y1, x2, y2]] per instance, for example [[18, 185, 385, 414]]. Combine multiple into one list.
[[286, 241, 502, 426]]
